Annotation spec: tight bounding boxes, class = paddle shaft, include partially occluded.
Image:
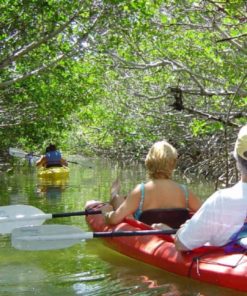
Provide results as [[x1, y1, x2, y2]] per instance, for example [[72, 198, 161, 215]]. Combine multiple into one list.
[[52, 210, 102, 218], [9, 147, 79, 164], [15, 229, 178, 241], [34, 154, 79, 164], [92, 229, 177, 238]]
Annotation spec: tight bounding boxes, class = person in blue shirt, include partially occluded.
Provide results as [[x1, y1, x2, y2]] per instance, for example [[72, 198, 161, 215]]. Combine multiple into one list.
[[36, 144, 68, 168]]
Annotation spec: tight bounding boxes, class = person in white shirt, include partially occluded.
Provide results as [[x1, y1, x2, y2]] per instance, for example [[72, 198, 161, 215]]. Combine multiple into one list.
[[175, 124, 247, 251]]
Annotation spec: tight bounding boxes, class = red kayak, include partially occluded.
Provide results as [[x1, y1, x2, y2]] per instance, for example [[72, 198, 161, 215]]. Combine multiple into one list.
[[86, 201, 247, 292]]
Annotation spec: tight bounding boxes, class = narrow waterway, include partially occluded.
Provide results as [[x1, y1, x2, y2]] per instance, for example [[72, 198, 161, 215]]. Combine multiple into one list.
[[0, 158, 245, 296]]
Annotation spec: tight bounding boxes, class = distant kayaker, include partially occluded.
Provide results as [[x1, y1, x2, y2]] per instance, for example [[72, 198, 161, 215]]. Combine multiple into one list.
[[36, 144, 68, 168], [175, 125, 247, 251], [98, 140, 202, 227]]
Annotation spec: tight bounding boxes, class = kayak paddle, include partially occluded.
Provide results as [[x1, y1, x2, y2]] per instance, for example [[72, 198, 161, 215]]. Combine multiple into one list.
[[0, 205, 101, 234], [9, 147, 86, 165], [11, 224, 177, 251], [9, 147, 35, 158]]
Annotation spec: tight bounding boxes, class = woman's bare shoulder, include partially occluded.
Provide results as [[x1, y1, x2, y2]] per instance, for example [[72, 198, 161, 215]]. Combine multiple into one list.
[[130, 183, 142, 195]]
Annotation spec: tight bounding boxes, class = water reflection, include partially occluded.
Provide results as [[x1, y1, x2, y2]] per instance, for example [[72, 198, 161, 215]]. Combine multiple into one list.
[[36, 178, 69, 200], [85, 240, 243, 296], [0, 264, 46, 294]]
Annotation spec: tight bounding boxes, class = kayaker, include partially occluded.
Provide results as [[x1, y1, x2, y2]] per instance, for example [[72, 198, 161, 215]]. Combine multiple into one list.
[[36, 144, 68, 168], [175, 124, 247, 251], [100, 140, 202, 227]]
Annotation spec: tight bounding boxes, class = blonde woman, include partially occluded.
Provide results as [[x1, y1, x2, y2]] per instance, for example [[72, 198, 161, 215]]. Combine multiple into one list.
[[101, 140, 202, 227]]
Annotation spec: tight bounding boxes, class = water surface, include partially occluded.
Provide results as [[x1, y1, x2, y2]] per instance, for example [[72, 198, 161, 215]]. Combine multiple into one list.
[[0, 158, 245, 296]]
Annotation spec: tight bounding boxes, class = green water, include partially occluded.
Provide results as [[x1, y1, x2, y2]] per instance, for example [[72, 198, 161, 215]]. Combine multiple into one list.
[[0, 158, 246, 296]]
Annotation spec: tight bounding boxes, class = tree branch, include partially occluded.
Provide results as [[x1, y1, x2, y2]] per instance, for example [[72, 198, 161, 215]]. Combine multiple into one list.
[[0, 54, 65, 89], [0, 1, 85, 69], [216, 33, 247, 43]]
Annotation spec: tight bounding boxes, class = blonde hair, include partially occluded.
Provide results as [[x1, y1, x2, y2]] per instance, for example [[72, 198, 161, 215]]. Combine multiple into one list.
[[145, 140, 178, 179]]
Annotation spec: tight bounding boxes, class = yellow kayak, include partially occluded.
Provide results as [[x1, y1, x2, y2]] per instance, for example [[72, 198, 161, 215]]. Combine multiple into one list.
[[37, 166, 69, 179]]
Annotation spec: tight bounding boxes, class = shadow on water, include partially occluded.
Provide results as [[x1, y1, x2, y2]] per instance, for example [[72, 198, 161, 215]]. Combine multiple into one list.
[[0, 158, 244, 296]]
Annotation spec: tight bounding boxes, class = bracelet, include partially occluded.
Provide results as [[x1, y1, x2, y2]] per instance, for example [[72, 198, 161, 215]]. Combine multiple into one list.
[[104, 211, 114, 224]]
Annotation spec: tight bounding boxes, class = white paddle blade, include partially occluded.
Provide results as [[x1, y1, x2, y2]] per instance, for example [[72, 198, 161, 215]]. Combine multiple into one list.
[[8, 148, 39, 165], [11, 224, 93, 251], [0, 205, 48, 234], [9, 148, 27, 158]]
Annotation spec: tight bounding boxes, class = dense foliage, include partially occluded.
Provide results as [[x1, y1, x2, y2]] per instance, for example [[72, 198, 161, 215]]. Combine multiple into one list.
[[1, 0, 246, 184]]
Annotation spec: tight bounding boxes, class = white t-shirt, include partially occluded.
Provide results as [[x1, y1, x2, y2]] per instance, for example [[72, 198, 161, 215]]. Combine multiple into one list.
[[177, 181, 247, 250]]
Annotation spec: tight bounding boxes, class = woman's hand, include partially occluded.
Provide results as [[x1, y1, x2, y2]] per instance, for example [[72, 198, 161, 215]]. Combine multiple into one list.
[[151, 223, 172, 230], [101, 204, 114, 214], [100, 204, 114, 224]]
